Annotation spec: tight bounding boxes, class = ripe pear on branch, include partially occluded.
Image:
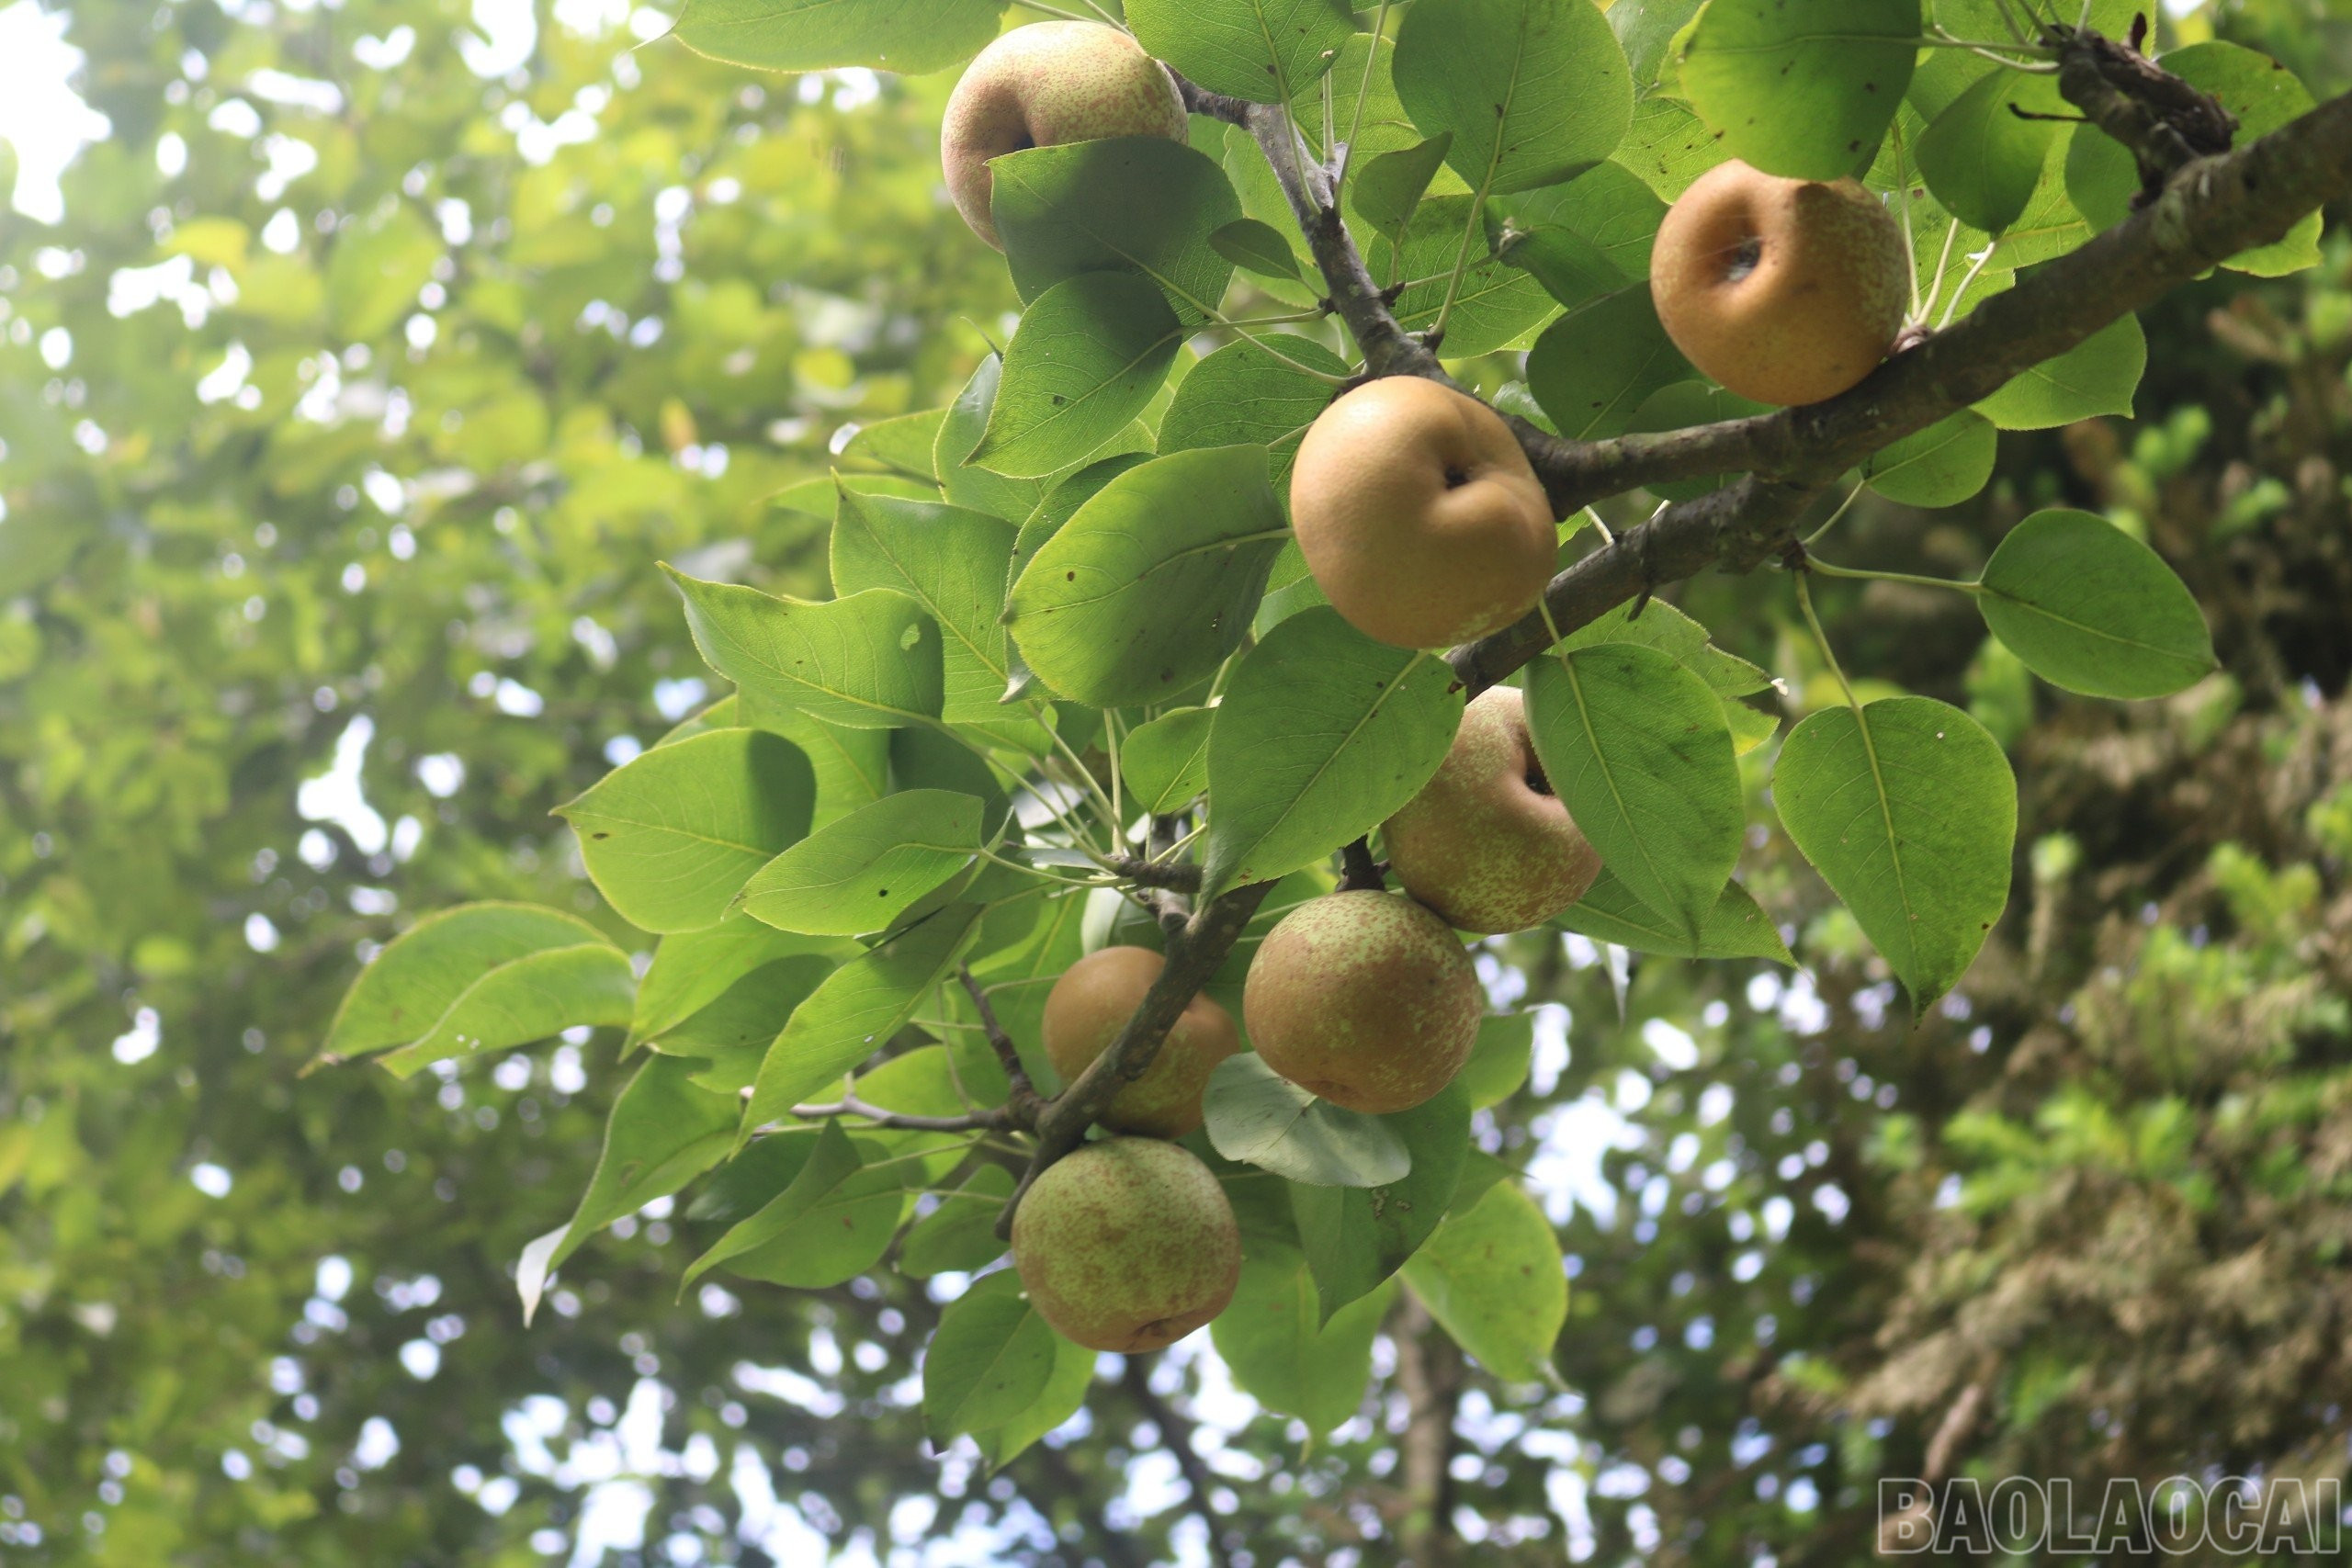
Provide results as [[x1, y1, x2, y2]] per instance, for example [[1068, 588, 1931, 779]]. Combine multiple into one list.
[[1041, 945, 1239, 1138], [1242, 890, 1482, 1114], [939, 21, 1189, 250], [1649, 159, 1910, 408], [1384, 686, 1601, 935], [1290, 377, 1558, 651], [1010, 1136, 1240, 1353]]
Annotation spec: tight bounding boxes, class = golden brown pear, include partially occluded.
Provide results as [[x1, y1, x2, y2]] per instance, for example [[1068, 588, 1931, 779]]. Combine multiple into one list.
[[1289, 378, 1557, 650], [1649, 159, 1909, 407], [1384, 686, 1601, 934], [939, 22, 1190, 250], [1011, 1137, 1240, 1353], [1041, 945, 1240, 1137], [1241, 890, 1482, 1114]]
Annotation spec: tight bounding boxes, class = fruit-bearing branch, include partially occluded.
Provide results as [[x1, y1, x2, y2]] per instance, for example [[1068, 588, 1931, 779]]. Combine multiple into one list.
[[991, 51, 2352, 1233]]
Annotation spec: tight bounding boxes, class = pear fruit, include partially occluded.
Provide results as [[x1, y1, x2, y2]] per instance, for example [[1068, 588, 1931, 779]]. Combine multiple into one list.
[[1650, 159, 1909, 407], [1011, 1136, 1240, 1353], [1289, 378, 1557, 650], [1042, 945, 1240, 1138], [940, 22, 1190, 250], [1384, 686, 1601, 934], [1242, 890, 1481, 1114]]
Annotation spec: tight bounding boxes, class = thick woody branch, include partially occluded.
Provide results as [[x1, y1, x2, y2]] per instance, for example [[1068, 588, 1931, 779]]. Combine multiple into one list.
[[2048, 24, 2235, 194], [995, 879, 1275, 1237], [1105, 853, 1203, 892]]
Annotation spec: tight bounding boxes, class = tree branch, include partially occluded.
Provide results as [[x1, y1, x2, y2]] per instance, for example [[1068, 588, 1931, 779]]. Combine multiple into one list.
[[957, 964, 1046, 1129], [1105, 853, 1203, 892], [995, 879, 1275, 1237], [785, 1093, 1012, 1134]]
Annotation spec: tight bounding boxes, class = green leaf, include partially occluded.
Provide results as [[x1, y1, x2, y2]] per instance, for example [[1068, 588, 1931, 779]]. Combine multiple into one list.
[[752, 707, 893, 830], [899, 1165, 1015, 1277], [667, 570, 944, 730], [1128, 0, 1357, 104], [1204, 1053, 1413, 1187], [646, 955, 837, 1095], [1916, 68, 2060, 234], [1351, 135, 1454, 247], [923, 1270, 1061, 1441], [939, 354, 1055, 524], [376, 943, 637, 1078], [1157, 337, 1350, 491], [557, 729, 817, 935], [546, 1054, 739, 1272], [1975, 508, 2216, 699], [1005, 445, 1288, 709], [684, 1121, 906, 1290], [974, 273, 1184, 479], [1457, 1012, 1535, 1110], [992, 137, 1243, 328], [631, 917, 846, 1047], [840, 407, 946, 482], [740, 905, 986, 1134], [1494, 161, 1668, 285], [1612, 0, 1705, 93], [737, 790, 985, 937], [1393, 0, 1634, 197], [669, 0, 1005, 73], [1525, 644, 1746, 939], [1678, 0, 1920, 180], [1368, 195, 1561, 357], [1011, 451, 1156, 588], [1201, 608, 1464, 900], [1555, 868, 1793, 963], [1973, 313, 2144, 431], [323, 903, 617, 1061], [1288, 1083, 1469, 1321], [1209, 218, 1306, 283], [1560, 600, 1773, 698], [1616, 94, 1731, 200], [828, 489, 1044, 746], [1773, 696, 2016, 1010], [1211, 1245, 1395, 1436], [1401, 1177, 1566, 1383], [325, 204, 441, 340], [1525, 285, 1691, 440], [1121, 706, 1216, 816], [1860, 411, 1998, 508], [972, 1332, 1095, 1470]]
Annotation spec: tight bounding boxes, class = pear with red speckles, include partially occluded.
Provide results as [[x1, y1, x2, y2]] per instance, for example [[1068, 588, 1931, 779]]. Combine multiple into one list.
[[940, 22, 1190, 251], [1042, 946, 1240, 1138], [1242, 890, 1482, 1114], [1650, 159, 1910, 407], [1383, 686, 1601, 935], [1011, 1137, 1240, 1353]]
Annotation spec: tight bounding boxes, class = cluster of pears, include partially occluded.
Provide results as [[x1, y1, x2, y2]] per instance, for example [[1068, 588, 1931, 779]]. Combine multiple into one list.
[[1011, 686, 1601, 1352]]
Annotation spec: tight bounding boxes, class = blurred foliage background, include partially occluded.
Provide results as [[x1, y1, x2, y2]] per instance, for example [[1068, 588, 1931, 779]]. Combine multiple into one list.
[[6, 0, 2352, 1563]]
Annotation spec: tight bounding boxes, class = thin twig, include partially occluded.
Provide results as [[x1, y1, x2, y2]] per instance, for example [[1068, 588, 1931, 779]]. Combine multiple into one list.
[[1106, 854, 1204, 892]]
